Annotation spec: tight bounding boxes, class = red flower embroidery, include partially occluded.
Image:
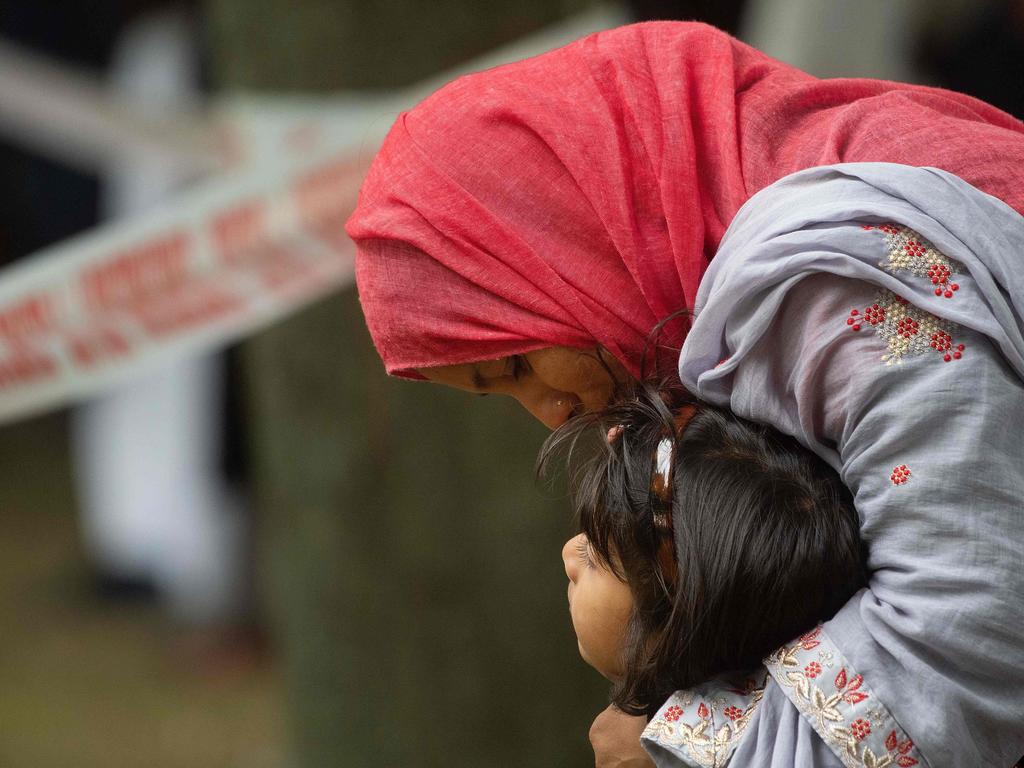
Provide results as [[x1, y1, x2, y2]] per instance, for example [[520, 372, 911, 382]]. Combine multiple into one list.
[[864, 303, 886, 325], [846, 308, 862, 331], [798, 627, 822, 651], [903, 240, 926, 258], [890, 464, 911, 485], [928, 260, 960, 298], [646, 678, 769, 761], [850, 718, 872, 742], [862, 223, 901, 235], [804, 661, 822, 678], [866, 222, 965, 300], [885, 730, 919, 766], [930, 331, 952, 352], [663, 705, 683, 722], [929, 332, 966, 361], [895, 317, 919, 338], [834, 668, 869, 705], [847, 290, 965, 364]]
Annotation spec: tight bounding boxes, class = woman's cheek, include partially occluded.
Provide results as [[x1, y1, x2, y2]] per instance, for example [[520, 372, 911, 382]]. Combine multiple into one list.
[[577, 382, 616, 414]]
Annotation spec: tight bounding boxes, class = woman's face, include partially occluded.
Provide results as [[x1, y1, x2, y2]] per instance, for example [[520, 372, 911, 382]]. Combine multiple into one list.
[[415, 346, 633, 429], [561, 533, 633, 680]]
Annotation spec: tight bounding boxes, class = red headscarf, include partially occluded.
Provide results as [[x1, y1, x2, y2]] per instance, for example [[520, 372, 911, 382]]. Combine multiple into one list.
[[346, 22, 1024, 378]]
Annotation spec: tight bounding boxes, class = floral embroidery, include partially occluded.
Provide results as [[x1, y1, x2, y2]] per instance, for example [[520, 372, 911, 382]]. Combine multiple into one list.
[[890, 465, 911, 485], [798, 627, 822, 650], [642, 671, 769, 768], [765, 626, 928, 768], [884, 730, 920, 767], [850, 718, 872, 741], [846, 290, 965, 365], [862, 223, 964, 299], [665, 705, 684, 722]]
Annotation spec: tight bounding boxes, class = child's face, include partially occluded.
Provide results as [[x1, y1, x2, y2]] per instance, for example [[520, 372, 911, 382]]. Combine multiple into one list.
[[561, 533, 635, 681]]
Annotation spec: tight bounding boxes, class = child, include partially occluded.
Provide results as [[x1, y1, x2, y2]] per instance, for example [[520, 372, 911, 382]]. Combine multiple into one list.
[[540, 381, 866, 720]]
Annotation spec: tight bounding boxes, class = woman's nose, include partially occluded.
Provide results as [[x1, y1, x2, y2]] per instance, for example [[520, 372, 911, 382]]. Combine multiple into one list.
[[516, 388, 581, 430]]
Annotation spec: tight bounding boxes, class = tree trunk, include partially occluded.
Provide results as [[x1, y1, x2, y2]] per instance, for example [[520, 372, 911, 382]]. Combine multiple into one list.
[[209, 2, 607, 764]]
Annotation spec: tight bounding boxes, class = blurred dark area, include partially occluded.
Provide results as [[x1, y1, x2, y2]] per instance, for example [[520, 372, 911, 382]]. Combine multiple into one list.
[[921, 0, 1024, 118], [0, 2, 112, 264]]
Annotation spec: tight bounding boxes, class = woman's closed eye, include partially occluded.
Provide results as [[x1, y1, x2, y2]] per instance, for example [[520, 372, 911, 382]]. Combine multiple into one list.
[[504, 354, 530, 381]]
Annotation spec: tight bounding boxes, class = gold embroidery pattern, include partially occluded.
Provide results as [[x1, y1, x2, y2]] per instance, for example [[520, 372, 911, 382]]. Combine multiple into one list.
[[863, 223, 965, 299], [765, 627, 925, 768], [642, 672, 767, 768]]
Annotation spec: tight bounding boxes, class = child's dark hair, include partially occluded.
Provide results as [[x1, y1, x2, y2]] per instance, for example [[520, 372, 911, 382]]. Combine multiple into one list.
[[538, 381, 866, 718]]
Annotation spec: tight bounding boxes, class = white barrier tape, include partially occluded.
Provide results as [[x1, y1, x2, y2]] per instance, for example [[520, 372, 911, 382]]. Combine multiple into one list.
[[0, 139, 375, 424], [0, 40, 221, 174], [214, 93, 403, 167], [0, 4, 627, 425]]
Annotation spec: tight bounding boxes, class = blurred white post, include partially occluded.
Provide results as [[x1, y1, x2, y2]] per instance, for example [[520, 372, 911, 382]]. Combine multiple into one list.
[[71, 8, 246, 624]]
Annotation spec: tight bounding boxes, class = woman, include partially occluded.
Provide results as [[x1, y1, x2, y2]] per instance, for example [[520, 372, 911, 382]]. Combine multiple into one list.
[[346, 22, 1024, 767]]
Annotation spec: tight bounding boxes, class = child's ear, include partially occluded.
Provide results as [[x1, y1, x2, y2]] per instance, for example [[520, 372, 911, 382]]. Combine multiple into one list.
[[606, 425, 624, 443]]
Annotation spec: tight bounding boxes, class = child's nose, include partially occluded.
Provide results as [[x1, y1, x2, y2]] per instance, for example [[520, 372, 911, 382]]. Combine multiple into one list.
[[562, 535, 581, 582]]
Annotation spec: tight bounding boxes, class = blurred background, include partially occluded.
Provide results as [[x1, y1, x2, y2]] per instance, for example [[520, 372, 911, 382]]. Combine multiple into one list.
[[0, 1, 1020, 766]]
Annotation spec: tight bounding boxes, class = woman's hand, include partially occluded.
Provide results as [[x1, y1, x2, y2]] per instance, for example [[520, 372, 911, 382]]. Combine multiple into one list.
[[589, 705, 655, 768]]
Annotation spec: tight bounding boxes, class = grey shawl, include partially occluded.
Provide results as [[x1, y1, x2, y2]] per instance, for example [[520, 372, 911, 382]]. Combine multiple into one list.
[[642, 163, 1024, 768]]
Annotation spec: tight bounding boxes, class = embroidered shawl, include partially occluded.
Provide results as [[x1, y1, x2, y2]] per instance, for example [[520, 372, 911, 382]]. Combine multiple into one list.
[[641, 163, 1024, 767], [345, 22, 1024, 381]]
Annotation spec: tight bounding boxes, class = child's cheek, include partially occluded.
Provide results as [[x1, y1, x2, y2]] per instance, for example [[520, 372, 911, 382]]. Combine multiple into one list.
[[573, 601, 628, 680]]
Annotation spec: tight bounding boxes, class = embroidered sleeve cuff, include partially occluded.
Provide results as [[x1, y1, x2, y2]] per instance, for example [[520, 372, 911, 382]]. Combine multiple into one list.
[[640, 670, 768, 767], [764, 626, 928, 768]]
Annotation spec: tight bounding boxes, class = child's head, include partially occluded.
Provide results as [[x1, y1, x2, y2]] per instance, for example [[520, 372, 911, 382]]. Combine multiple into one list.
[[540, 382, 865, 718]]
